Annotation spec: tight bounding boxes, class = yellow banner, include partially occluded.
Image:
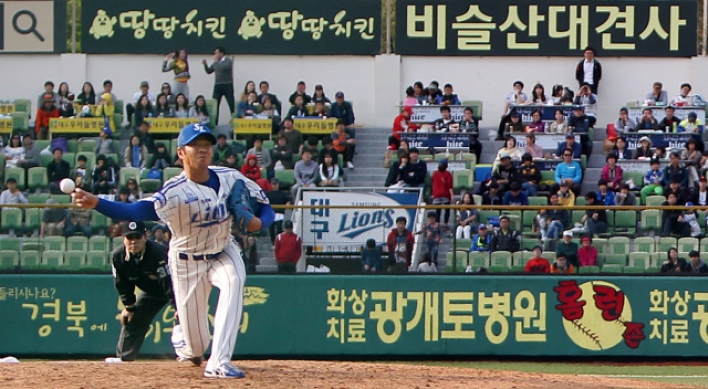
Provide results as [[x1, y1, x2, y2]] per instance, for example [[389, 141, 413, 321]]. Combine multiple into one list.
[[144, 118, 198, 134], [293, 118, 338, 134], [49, 118, 105, 134], [232, 119, 273, 135], [0, 104, 16, 115], [0, 118, 12, 134], [72, 104, 99, 116]]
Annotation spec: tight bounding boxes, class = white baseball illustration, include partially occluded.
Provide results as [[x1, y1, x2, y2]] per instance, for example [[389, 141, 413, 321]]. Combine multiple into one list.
[[561, 280, 632, 351], [59, 179, 76, 194]]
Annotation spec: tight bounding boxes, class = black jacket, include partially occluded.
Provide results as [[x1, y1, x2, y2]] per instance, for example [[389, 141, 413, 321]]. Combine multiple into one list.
[[519, 163, 542, 185], [47, 159, 71, 183], [575, 59, 602, 88], [401, 160, 427, 187], [112, 240, 173, 309], [490, 229, 520, 252], [660, 257, 689, 273]]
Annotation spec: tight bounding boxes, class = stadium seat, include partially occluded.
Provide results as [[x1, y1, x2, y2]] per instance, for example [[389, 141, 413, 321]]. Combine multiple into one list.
[[27, 167, 48, 191], [444, 251, 467, 273], [622, 171, 644, 189], [112, 237, 123, 251], [50, 194, 71, 204], [0, 236, 19, 253], [612, 211, 636, 236], [21, 240, 43, 252], [528, 196, 548, 206], [477, 210, 499, 224], [0, 208, 22, 234], [453, 169, 474, 191], [43, 236, 66, 251], [658, 237, 677, 253], [487, 265, 510, 273], [468, 252, 489, 269], [646, 196, 666, 207], [607, 237, 630, 255], [602, 254, 627, 266], [592, 238, 608, 254], [77, 139, 96, 152], [262, 140, 275, 150], [460, 100, 483, 120], [578, 265, 600, 274], [67, 236, 88, 251], [627, 253, 651, 273], [678, 237, 699, 253], [521, 238, 538, 251], [522, 211, 538, 236], [163, 167, 183, 182], [641, 210, 662, 233], [88, 236, 109, 252], [701, 238, 708, 253], [634, 237, 655, 253], [62, 152, 75, 169], [41, 251, 64, 270], [67, 140, 77, 153], [40, 153, 54, 168], [454, 239, 471, 251], [120, 167, 141, 189], [28, 193, 50, 204], [0, 250, 19, 270], [575, 197, 586, 206], [86, 251, 110, 272], [91, 210, 108, 233], [104, 153, 119, 168], [4, 167, 25, 190], [275, 170, 295, 189], [490, 251, 512, 269], [542, 251, 556, 261], [62, 251, 86, 271], [571, 210, 584, 226], [601, 211, 615, 237], [24, 208, 40, 232], [141, 178, 161, 193], [601, 264, 624, 273], [20, 250, 40, 270]]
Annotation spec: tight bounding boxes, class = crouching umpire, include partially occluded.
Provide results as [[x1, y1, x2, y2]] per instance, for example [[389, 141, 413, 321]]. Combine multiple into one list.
[[105, 221, 174, 363]]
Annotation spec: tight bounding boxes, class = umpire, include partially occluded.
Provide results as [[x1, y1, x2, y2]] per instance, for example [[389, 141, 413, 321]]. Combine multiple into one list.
[[106, 221, 173, 362]]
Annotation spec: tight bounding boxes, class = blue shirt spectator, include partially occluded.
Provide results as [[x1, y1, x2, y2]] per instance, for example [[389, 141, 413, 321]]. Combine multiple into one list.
[[471, 227, 492, 252], [555, 155, 583, 185], [503, 183, 529, 205], [555, 137, 582, 158]]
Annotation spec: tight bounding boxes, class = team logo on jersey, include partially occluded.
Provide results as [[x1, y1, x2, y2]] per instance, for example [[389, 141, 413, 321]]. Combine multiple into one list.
[[184, 191, 198, 204]]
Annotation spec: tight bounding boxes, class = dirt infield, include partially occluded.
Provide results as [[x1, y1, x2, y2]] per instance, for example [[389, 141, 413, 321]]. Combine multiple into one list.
[[0, 360, 696, 389]]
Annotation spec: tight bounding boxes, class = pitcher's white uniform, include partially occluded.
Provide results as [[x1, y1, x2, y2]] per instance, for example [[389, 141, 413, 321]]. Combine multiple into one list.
[[150, 166, 268, 373]]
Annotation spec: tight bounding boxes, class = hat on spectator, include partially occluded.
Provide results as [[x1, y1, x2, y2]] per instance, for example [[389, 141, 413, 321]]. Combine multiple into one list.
[[42, 94, 53, 102], [439, 158, 448, 165], [427, 83, 438, 90], [560, 180, 569, 187], [140, 81, 149, 88], [499, 152, 511, 160], [689, 112, 698, 119], [510, 111, 521, 118], [284, 220, 294, 228], [639, 136, 651, 145], [565, 132, 574, 138], [335, 91, 344, 98], [478, 224, 487, 230], [499, 215, 510, 222], [573, 105, 584, 111], [563, 231, 573, 237], [690, 250, 700, 258]]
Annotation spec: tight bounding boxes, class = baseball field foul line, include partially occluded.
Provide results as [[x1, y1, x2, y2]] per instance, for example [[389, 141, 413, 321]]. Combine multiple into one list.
[[588, 375, 708, 378]]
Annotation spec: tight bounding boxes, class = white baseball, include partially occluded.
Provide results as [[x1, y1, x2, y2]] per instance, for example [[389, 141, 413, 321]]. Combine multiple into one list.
[[59, 178, 76, 194]]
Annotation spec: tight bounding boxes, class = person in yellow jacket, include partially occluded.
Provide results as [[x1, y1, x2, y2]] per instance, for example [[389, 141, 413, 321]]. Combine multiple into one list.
[[163, 48, 191, 100], [95, 93, 116, 132]]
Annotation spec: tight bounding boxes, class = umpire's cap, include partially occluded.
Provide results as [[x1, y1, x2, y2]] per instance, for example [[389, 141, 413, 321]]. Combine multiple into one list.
[[122, 221, 146, 237], [177, 123, 217, 148]]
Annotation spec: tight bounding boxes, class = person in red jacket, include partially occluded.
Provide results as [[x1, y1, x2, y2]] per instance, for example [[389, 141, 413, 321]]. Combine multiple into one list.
[[35, 94, 60, 140], [240, 154, 261, 181], [432, 158, 454, 229], [386, 216, 415, 274], [525, 245, 550, 273], [389, 106, 418, 150], [274, 220, 302, 273], [577, 235, 598, 266]]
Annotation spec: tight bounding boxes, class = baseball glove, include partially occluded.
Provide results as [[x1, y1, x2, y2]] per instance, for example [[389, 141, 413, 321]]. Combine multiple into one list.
[[227, 180, 259, 234]]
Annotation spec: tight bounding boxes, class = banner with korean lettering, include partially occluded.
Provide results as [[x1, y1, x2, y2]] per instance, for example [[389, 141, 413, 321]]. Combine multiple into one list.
[[81, 0, 380, 55], [396, 0, 697, 57], [3, 275, 708, 357]]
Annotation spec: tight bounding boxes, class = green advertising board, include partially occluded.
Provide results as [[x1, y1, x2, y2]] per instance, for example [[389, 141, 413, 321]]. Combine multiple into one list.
[[82, 0, 381, 55], [396, 0, 697, 57], [1, 274, 707, 357]]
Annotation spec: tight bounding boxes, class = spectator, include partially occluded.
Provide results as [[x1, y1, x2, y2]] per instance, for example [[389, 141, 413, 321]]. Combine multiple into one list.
[[524, 133, 543, 159], [458, 107, 481, 160], [361, 238, 382, 273], [662, 193, 690, 237], [188, 95, 210, 126], [658, 106, 681, 132], [328, 91, 356, 129], [154, 93, 173, 117], [272, 135, 294, 170], [332, 120, 355, 169], [616, 107, 636, 132], [203, 46, 235, 121], [311, 84, 330, 104], [35, 94, 60, 140], [416, 211, 441, 265], [211, 134, 234, 165], [641, 158, 664, 204], [661, 151, 688, 189], [64, 197, 92, 237], [482, 182, 503, 205], [550, 84, 565, 105], [125, 178, 143, 202], [577, 236, 597, 266], [636, 108, 659, 130], [160, 83, 175, 105], [497, 80, 528, 140], [441, 83, 460, 105], [670, 83, 692, 106], [239, 81, 256, 102], [95, 80, 117, 105], [36, 80, 61, 108], [555, 133, 582, 159], [16, 136, 40, 170], [258, 81, 282, 113], [536, 193, 568, 245], [646, 81, 668, 105], [242, 234, 258, 274], [247, 138, 272, 171], [401, 147, 427, 188], [162, 49, 190, 99], [575, 46, 601, 93], [292, 149, 318, 197], [152, 143, 172, 170], [679, 112, 704, 133], [257, 96, 280, 119], [278, 117, 304, 156], [173, 94, 190, 118], [390, 107, 418, 150], [519, 153, 541, 196], [413, 81, 425, 103], [41, 199, 66, 237], [402, 85, 417, 107], [265, 178, 290, 243], [471, 224, 492, 252], [431, 158, 454, 227], [530, 83, 548, 105], [525, 246, 551, 273], [424, 82, 442, 105], [220, 153, 239, 170], [124, 135, 148, 169], [634, 136, 653, 159], [47, 148, 71, 194], [505, 111, 525, 134], [274, 220, 302, 273], [91, 154, 116, 194], [613, 183, 635, 206], [492, 136, 522, 172], [547, 109, 568, 134], [455, 192, 478, 239], [556, 231, 579, 268], [385, 154, 408, 191], [550, 253, 575, 274], [611, 136, 631, 160], [601, 154, 623, 191], [665, 178, 690, 204], [385, 138, 406, 169], [286, 94, 309, 118], [95, 127, 117, 155], [433, 106, 456, 132], [503, 181, 529, 206], [687, 250, 708, 273], [318, 151, 340, 187], [76, 82, 96, 106], [660, 247, 688, 273], [524, 110, 545, 133], [0, 178, 27, 205], [134, 121, 156, 154], [557, 180, 576, 207], [490, 215, 520, 252], [126, 81, 156, 123], [303, 136, 320, 163], [554, 148, 583, 196], [132, 94, 155, 127], [289, 81, 311, 105], [56, 82, 74, 117], [72, 155, 90, 190], [577, 192, 607, 236], [387, 216, 415, 273], [692, 176, 708, 206], [568, 105, 596, 132], [417, 252, 438, 273], [312, 101, 328, 118], [241, 154, 261, 181], [573, 84, 597, 106], [681, 138, 701, 186], [684, 202, 702, 238]]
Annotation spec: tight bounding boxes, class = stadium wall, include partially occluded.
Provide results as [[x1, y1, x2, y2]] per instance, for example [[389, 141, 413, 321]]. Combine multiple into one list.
[[1, 274, 706, 357], [2, 54, 708, 128]]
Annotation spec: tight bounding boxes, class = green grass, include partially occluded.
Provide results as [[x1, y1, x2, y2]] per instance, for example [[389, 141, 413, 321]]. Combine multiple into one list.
[[414, 361, 708, 388]]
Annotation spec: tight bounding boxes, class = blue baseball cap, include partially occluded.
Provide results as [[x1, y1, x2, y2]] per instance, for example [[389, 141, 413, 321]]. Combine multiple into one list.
[[177, 123, 217, 147]]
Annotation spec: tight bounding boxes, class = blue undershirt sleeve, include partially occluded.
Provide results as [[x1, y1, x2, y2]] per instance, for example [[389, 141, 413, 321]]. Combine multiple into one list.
[[257, 204, 275, 230], [94, 198, 160, 221]]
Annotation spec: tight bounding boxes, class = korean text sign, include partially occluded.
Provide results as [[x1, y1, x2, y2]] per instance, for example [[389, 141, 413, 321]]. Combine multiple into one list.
[[82, 0, 381, 55], [396, 0, 697, 57]]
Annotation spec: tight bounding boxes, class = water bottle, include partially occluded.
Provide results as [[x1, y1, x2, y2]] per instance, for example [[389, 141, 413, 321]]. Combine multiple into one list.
[[673, 122, 678, 133]]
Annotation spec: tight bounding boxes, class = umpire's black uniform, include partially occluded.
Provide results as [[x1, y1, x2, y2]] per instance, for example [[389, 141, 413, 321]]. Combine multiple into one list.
[[111, 222, 172, 361]]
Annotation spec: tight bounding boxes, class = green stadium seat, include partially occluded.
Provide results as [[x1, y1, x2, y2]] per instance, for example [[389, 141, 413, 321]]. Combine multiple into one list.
[[489, 251, 512, 269], [40, 153, 54, 168], [88, 236, 109, 252], [112, 237, 123, 251], [1, 208, 22, 234], [454, 239, 471, 251], [20, 250, 40, 270], [592, 238, 608, 254], [24, 208, 41, 232], [62, 251, 86, 271], [50, 194, 71, 204], [601, 211, 615, 237], [634, 237, 655, 253], [27, 167, 48, 191], [612, 211, 636, 236], [274, 169, 295, 189], [701, 238, 708, 253], [487, 265, 510, 273], [263, 140, 275, 150], [140, 179, 162, 193], [641, 210, 662, 233], [28, 193, 50, 204], [468, 251, 489, 269], [62, 152, 75, 169], [658, 237, 677, 253], [21, 239, 43, 251], [571, 210, 584, 225], [104, 153, 119, 168], [12, 98, 31, 113], [602, 254, 627, 265], [622, 171, 644, 190], [628, 252, 651, 269], [163, 167, 183, 182], [77, 139, 96, 152], [575, 197, 586, 206], [0, 237, 19, 251], [86, 251, 110, 272], [646, 196, 666, 207], [528, 196, 548, 206], [67, 140, 77, 153], [522, 211, 537, 235], [120, 167, 140, 189], [4, 167, 25, 190], [501, 211, 522, 231], [542, 251, 556, 261], [444, 251, 467, 273], [41, 251, 64, 270], [607, 237, 630, 255], [453, 169, 474, 191], [601, 264, 624, 273], [43, 236, 66, 251], [578, 265, 600, 273], [477, 210, 499, 224], [460, 100, 483, 120], [678, 237, 699, 253], [521, 238, 538, 251], [67, 236, 88, 251], [0, 250, 19, 270]]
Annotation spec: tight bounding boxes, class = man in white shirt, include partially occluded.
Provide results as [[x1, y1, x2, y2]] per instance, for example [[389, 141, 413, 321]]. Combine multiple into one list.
[[574, 46, 602, 94], [0, 178, 28, 205], [671, 83, 693, 106], [496, 80, 528, 140]]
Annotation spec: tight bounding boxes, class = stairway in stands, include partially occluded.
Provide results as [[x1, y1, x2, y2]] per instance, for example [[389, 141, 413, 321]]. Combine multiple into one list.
[[344, 128, 391, 187]]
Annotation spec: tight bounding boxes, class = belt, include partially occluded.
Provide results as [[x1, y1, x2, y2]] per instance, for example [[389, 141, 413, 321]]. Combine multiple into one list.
[[178, 252, 221, 261]]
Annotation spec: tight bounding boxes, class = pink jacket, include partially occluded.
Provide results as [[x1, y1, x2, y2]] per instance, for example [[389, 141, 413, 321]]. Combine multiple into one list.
[[578, 246, 598, 266], [601, 165, 623, 189]]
